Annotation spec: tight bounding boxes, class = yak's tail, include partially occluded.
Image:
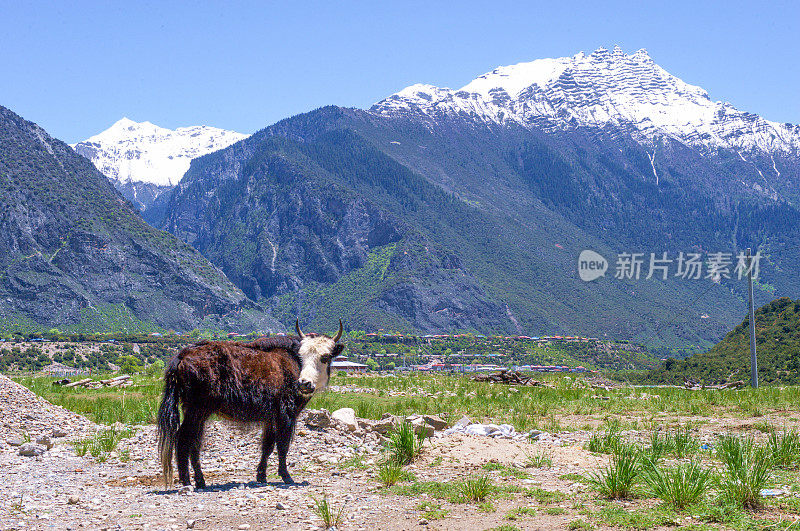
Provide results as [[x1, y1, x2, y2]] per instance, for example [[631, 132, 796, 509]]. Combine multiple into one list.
[[157, 357, 181, 488]]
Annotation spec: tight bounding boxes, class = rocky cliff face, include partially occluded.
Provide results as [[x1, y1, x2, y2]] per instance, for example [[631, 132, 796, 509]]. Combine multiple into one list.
[[0, 105, 279, 333], [160, 128, 512, 333]]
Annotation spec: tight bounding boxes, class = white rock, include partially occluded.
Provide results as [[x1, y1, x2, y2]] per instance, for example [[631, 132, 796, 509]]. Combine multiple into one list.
[[331, 408, 358, 432]]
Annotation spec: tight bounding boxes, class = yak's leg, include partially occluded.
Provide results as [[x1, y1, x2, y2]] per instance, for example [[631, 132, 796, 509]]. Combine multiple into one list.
[[176, 410, 205, 488], [275, 416, 296, 484], [189, 414, 209, 489], [256, 423, 276, 483]]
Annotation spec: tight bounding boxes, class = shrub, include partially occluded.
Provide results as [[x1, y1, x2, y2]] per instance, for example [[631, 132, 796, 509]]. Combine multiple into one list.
[[641, 459, 713, 509]]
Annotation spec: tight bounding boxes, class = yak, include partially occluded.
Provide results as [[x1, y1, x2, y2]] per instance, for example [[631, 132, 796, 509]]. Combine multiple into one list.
[[157, 320, 343, 488]]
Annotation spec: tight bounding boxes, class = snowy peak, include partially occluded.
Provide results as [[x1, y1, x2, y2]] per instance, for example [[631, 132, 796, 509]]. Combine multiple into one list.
[[373, 47, 800, 155], [72, 119, 248, 188]]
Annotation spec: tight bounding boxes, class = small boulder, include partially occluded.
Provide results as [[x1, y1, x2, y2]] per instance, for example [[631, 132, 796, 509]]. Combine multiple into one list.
[[51, 428, 69, 438], [276, 501, 287, 510], [453, 415, 472, 429], [409, 417, 434, 438], [331, 408, 358, 432], [421, 415, 447, 431], [36, 435, 54, 449], [6, 436, 24, 447], [18, 443, 46, 457], [67, 495, 80, 505], [371, 417, 397, 435], [304, 409, 332, 429]]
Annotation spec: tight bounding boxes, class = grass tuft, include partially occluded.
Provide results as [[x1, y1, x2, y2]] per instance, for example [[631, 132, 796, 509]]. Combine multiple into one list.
[[767, 428, 800, 469], [378, 461, 414, 487], [641, 459, 712, 509], [716, 435, 774, 510], [587, 446, 639, 499], [524, 449, 553, 468], [386, 421, 423, 466], [458, 475, 494, 502], [311, 492, 345, 529]]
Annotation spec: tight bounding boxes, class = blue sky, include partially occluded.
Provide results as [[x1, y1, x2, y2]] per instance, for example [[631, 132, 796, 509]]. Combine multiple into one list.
[[2, 0, 797, 143]]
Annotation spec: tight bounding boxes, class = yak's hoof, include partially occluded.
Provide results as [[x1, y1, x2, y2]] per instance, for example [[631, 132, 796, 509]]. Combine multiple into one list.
[[280, 474, 294, 485], [195, 479, 206, 489], [256, 473, 266, 483]]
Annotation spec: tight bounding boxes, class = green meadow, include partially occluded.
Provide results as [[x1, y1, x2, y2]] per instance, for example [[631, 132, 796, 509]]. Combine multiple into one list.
[[14, 371, 800, 430]]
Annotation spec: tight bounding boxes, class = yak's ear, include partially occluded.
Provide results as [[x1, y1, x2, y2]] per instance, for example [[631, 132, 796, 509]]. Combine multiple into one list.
[[332, 344, 345, 356]]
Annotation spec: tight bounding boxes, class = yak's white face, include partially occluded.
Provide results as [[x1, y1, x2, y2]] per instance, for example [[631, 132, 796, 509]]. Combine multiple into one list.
[[297, 335, 340, 397]]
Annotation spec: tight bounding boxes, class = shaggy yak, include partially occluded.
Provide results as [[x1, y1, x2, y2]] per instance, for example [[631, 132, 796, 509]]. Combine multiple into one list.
[[157, 320, 343, 488]]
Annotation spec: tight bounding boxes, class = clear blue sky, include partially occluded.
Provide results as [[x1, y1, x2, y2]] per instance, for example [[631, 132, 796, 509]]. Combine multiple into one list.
[[2, 0, 797, 143]]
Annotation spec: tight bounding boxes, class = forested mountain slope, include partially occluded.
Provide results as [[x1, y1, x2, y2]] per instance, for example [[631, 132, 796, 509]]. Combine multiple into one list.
[[642, 298, 800, 384]]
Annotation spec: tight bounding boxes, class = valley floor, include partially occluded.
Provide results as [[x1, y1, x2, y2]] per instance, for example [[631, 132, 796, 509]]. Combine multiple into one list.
[[2, 374, 800, 530]]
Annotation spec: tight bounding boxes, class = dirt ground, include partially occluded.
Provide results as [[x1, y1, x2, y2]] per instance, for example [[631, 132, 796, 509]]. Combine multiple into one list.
[[2, 374, 800, 530]]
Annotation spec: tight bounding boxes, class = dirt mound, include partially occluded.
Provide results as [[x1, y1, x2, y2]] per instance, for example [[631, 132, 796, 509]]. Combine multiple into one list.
[[0, 374, 97, 445]]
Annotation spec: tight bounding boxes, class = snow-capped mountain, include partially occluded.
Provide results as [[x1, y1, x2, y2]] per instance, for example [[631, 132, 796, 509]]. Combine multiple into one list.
[[72, 118, 247, 211], [372, 46, 800, 157]]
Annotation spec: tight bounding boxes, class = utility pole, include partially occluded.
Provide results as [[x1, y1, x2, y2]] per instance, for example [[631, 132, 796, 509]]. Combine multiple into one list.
[[746, 248, 758, 388]]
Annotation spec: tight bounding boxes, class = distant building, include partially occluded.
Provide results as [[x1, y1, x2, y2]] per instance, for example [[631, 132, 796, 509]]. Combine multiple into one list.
[[331, 356, 368, 372]]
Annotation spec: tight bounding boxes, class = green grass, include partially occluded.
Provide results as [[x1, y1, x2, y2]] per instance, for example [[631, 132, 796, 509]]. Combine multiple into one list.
[[482, 461, 530, 479], [567, 518, 594, 530], [587, 446, 640, 499], [595, 504, 679, 530], [524, 487, 567, 504], [311, 492, 345, 529], [640, 459, 713, 509], [72, 425, 135, 460], [767, 428, 800, 469], [12, 371, 800, 434], [377, 461, 414, 486], [14, 373, 162, 425], [505, 507, 537, 520], [416, 501, 448, 521], [458, 475, 494, 502], [377, 461, 403, 486], [716, 435, 775, 509], [385, 421, 423, 465], [524, 449, 553, 468]]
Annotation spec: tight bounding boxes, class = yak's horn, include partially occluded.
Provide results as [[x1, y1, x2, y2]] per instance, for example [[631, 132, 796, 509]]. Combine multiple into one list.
[[295, 319, 304, 338], [333, 319, 343, 342]]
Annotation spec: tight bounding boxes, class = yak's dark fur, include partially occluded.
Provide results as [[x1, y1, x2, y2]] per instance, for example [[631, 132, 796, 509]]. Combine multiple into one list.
[[157, 336, 314, 488]]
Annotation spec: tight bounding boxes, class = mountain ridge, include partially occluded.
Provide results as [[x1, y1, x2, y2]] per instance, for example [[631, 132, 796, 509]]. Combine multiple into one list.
[[0, 105, 280, 334], [72, 118, 247, 211], [373, 47, 800, 171]]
